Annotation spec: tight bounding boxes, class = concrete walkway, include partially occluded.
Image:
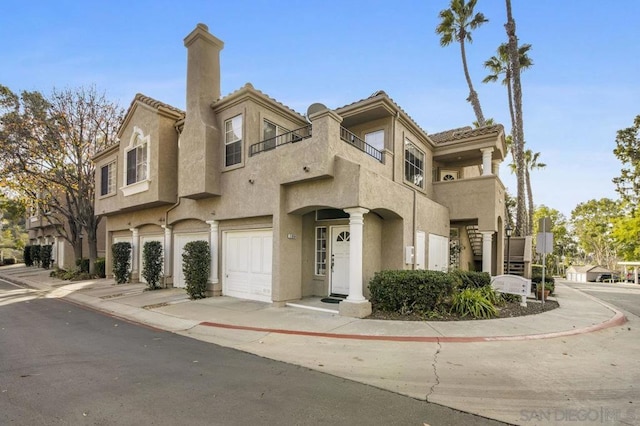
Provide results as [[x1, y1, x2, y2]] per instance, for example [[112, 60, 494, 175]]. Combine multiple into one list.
[[1, 265, 638, 425]]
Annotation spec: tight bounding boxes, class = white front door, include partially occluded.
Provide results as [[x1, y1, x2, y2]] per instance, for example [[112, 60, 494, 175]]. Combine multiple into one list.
[[330, 226, 350, 296], [173, 232, 209, 289], [223, 229, 273, 303]]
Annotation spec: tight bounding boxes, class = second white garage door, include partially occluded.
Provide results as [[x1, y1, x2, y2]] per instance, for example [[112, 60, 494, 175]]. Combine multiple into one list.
[[223, 229, 273, 303]]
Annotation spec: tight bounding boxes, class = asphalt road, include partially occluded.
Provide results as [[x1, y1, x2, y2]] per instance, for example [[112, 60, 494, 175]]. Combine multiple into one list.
[[564, 280, 640, 317], [0, 280, 505, 426]]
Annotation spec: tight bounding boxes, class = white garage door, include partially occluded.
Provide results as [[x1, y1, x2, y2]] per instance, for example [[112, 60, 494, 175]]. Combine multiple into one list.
[[224, 229, 273, 303], [139, 235, 164, 284], [173, 232, 209, 289]]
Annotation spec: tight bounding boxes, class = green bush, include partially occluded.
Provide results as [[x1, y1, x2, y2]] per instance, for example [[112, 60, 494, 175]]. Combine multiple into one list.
[[112, 242, 132, 284], [24, 245, 33, 267], [369, 270, 456, 315], [531, 273, 555, 294], [2, 258, 16, 265], [30, 245, 41, 267], [41, 245, 52, 269], [182, 240, 210, 299], [450, 287, 497, 319], [479, 284, 502, 306], [451, 270, 491, 289], [95, 257, 106, 278], [142, 241, 163, 290], [76, 258, 89, 273]]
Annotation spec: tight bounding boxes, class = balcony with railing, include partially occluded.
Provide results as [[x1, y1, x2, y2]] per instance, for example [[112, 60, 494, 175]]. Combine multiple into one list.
[[339, 127, 384, 163], [249, 125, 312, 157]]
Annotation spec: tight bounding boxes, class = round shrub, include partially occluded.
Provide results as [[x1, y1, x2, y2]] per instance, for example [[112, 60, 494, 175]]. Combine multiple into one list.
[[182, 240, 210, 299]]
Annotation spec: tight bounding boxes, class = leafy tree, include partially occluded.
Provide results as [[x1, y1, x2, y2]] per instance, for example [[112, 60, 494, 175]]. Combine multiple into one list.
[[612, 208, 640, 261], [533, 206, 573, 275], [571, 198, 622, 270], [504, 0, 527, 237], [0, 85, 123, 273], [436, 0, 488, 126], [612, 115, 640, 207]]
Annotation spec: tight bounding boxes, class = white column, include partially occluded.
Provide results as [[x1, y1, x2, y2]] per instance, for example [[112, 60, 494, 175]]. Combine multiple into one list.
[[492, 160, 500, 176], [206, 220, 219, 284], [162, 225, 172, 277], [344, 207, 369, 302], [481, 231, 493, 274], [130, 227, 139, 280], [481, 148, 494, 176]]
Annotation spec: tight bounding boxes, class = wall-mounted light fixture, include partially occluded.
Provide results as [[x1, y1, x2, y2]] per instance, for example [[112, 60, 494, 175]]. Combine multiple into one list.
[[248, 179, 255, 184], [303, 166, 310, 172]]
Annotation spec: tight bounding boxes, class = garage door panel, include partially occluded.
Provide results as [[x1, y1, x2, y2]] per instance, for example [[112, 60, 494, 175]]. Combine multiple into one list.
[[224, 230, 273, 303]]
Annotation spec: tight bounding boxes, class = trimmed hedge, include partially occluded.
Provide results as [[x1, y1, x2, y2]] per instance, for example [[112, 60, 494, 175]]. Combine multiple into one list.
[[24, 245, 33, 266], [112, 242, 132, 284], [450, 270, 491, 289], [142, 241, 163, 290], [30, 245, 41, 267], [182, 240, 210, 299], [368, 270, 456, 315], [41, 245, 52, 269], [95, 257, 106, 278]]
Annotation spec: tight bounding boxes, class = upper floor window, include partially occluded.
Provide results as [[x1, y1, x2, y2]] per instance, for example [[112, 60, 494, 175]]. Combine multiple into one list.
[[263, 120, 289, 150], [405, 139, 425, 188], [125, 129, 149, 185], [100, 161, 116, 196], [365, 130, 384, 152], [225, 115, 242, 167]]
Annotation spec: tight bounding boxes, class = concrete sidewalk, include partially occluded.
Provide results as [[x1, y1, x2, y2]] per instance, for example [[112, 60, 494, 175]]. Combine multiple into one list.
[[1, 264, 638, 425]]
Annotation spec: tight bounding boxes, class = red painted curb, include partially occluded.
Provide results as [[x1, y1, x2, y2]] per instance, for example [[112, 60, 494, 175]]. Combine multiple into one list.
[[200, 312, 627, 343]]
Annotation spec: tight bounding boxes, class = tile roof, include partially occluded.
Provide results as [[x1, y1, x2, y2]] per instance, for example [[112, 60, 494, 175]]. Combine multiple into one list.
[[429, 124, 505, 144], [213, 83, 306, 120], [336, 90, 430, 140], [130, 93, 185, 117]]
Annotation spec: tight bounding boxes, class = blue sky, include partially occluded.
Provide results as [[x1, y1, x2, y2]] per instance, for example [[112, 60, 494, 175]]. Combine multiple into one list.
[[2, 0, 638, 218]]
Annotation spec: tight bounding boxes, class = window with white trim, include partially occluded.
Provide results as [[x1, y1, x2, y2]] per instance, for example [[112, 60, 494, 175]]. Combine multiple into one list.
[[100, 161, 116, 196], [404, 139, 425, 188], [315, 226, 327, 276], [125, 131, 148, 185], [225, 115, 243, 167], [365, 130, 384, 152]]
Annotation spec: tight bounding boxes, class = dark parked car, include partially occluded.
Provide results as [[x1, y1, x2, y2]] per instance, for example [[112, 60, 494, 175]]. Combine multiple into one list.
[[595, 273, 619, 282]]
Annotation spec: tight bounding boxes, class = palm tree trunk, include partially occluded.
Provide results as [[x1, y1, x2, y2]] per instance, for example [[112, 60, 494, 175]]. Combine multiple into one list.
[[505, 0, 527, 236], [459, 39, 486, 126], [526, 166, 534, 235]]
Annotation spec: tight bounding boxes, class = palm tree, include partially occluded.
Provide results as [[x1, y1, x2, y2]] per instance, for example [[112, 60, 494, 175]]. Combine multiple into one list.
[[483, 42, 533, 158], [508, 149, 546, 235], [524, 150, 546, 235], [504, 0, 526, 236], [436, 0, 488, 126]]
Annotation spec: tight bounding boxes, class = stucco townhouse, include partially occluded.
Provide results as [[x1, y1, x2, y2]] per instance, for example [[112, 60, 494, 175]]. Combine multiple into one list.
[[93, 24, 508, 318]]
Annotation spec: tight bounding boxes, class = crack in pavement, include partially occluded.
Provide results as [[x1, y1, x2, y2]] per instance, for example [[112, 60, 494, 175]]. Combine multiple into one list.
[[426, 338, 441, 402]]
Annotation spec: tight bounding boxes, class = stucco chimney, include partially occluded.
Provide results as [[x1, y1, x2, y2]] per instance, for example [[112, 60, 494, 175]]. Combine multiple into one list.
[[178, 23, 224, 199]]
